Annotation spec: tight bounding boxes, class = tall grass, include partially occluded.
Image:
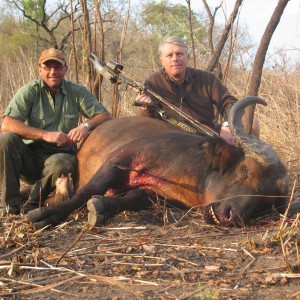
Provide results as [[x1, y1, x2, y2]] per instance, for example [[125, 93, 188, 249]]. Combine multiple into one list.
[[256, 69, 300, 178], [0, 50, 37, 115]]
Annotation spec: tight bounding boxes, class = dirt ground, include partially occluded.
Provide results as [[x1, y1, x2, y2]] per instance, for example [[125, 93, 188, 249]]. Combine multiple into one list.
[[1, 188, 300, 300]]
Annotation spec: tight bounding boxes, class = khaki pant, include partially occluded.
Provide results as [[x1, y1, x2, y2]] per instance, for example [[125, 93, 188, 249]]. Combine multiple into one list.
[[0, 132, 77, 213]]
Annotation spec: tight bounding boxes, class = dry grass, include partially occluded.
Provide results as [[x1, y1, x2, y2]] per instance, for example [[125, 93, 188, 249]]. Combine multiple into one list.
[[256, 70, 300, 184], [260, 71, 299, 141], [1, 202, 300, 299]]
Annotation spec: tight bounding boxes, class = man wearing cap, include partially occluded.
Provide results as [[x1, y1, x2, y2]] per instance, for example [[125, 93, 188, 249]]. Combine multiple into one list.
[[0, 48, 111, 216]]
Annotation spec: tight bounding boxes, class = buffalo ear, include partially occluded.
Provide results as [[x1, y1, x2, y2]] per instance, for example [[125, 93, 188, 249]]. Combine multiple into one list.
[[202, 139, 240, 174]]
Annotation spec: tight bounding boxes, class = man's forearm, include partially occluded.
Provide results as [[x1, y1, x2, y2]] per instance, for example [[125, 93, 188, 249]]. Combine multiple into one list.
[[84, 112, 112, 130], [1, 116, 47, 140]]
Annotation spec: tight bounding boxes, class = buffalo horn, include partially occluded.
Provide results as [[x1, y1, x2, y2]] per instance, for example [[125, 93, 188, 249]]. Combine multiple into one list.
[[228, 96, 279, 166]]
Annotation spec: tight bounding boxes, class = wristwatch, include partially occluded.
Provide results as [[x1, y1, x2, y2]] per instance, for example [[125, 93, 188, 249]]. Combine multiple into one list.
[[81, 122, 90, 131]]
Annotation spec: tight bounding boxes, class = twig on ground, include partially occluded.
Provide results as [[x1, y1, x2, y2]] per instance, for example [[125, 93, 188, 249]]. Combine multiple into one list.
[[169, 254, 201, 267], [56, 222, 92, 265], [112, 261, 164, 267], [153, 243, 238, 252], [104, 226, 146, 230], [0, 275, 76, 296], [4, 222, 14, 242], [241, 247, 257, 273]]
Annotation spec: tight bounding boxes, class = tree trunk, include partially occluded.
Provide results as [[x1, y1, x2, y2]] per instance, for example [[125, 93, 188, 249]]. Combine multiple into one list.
[[69, 0, 79, 83], [186, 0, 196, 68], [243, 0, 290, 134], [111, 0, 131, 118], [79, 0, 92, 91], [92, 0, 105, 101]]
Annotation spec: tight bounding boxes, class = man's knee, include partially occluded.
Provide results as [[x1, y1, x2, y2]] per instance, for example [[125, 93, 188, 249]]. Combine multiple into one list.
[[44, 153, 77, 177], [0, 132, 23, 151]]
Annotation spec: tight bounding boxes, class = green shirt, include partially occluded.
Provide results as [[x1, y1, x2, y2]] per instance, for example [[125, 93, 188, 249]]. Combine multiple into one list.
[[4, 79, 107, 153]]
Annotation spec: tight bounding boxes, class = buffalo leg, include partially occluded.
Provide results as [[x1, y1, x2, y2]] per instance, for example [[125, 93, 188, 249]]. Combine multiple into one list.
[[87, 189, 151, 226], [27, 157, 132, 230]]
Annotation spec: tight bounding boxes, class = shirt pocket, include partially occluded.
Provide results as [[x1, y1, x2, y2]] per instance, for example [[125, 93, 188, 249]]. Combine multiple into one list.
[[62, 114, 79, 132]]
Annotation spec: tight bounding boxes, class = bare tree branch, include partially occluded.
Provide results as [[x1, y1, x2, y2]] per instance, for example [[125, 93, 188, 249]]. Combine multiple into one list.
[[243, 0, 290, 133], [69, 0, 79, 83], [205, 0, 244, 72], [7, 0, 82, 49], [79, 0, 92, 89], [202, 0, 222, 55], [186, 0, 196, 68]]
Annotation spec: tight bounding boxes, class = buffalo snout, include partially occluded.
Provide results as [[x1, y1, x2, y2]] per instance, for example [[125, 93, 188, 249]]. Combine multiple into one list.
[[203, 202, 245, 226], [203, 194, 273, 226]]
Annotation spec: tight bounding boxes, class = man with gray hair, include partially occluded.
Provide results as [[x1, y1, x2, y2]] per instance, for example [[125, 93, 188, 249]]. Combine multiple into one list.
[[136, 37, 259, 142]]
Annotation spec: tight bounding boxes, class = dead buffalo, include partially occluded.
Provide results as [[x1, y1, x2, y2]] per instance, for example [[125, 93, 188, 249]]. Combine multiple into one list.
[[27, 97, 289, 229]]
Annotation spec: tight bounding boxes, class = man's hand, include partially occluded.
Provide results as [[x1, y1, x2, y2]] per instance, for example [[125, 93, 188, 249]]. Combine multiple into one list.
[[1, 112, 112, 147], [135, 92, 154, 110], [67, 125, 89, 145], [220, 125, 235, 145], [43, 131, 70, 147], [220, 116, 260, 145], [1, 116, 71, 146]]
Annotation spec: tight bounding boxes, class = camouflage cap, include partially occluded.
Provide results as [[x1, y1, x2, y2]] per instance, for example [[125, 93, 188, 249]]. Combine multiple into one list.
[[39, 48, 66, 65]]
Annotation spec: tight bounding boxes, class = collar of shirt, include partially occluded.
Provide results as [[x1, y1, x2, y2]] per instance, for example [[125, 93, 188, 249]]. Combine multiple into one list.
[[40, 78, 68, 95], [163, 68, 190, 88]]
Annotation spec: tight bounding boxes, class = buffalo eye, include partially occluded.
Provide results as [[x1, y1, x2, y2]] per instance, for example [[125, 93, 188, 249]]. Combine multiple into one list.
[[241, 165, 249, 175]]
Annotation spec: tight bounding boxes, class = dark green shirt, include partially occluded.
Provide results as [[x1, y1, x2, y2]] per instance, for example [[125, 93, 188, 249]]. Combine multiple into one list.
[[5, 79, 107, 153]]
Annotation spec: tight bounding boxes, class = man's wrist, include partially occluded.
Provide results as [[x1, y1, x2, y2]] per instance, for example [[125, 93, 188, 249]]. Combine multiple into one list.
[[81, 122, 90, 131]]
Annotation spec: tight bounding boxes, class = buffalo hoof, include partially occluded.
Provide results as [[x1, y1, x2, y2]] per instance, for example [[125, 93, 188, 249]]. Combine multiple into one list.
[[87, 196, 106, 226], [27, 207, 63, 230], [87, 195, 118, 226]]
